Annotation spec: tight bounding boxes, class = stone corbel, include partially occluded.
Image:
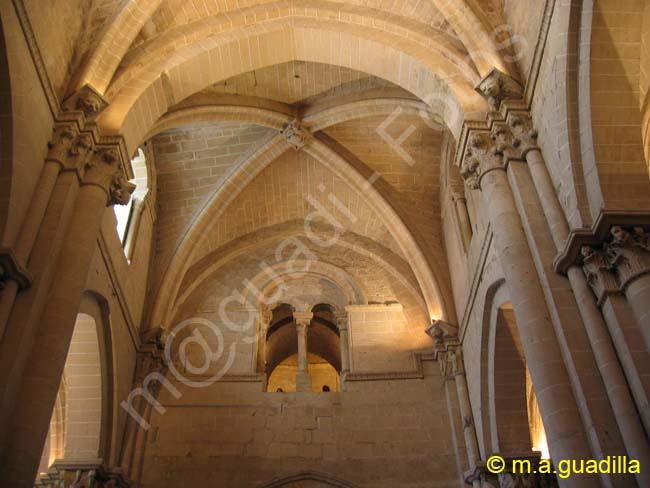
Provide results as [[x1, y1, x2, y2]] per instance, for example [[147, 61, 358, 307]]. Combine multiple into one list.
[[62, 84, 109, 120], [475, 68, 524, 111], [0, 247, 32, 290]]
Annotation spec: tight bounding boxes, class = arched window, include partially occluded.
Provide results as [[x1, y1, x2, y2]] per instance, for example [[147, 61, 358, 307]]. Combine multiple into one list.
[[113, 147, 149, 260]]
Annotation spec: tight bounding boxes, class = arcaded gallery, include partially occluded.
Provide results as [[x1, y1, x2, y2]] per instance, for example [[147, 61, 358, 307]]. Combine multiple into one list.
[[0, 1, 649, 487]]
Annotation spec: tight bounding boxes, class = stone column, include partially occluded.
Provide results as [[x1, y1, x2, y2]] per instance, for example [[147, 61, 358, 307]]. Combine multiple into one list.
[[582, 245, 650, 435], [450, 191, 473, 251], [0, 148, 135, 488], [428, 321, 481, 488], [0, 127, 95, 456], [506, 111, 650, 482], [460, 132, 593, 484], [336, 311, 350, 389], [257, 309, 271, 389], [294, 312, 313, 392], [607, 226, 650, 350]]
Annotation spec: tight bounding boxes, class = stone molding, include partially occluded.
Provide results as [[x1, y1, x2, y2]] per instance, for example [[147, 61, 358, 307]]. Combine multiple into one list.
[[345, 352, 435, 382], [11, 0, 59, 115], [344, 303, 403, 312], [0, 247, 32, 289]]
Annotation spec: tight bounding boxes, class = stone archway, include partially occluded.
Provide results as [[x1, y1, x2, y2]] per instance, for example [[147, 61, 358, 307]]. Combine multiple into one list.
[[260, 471, 359, 488]]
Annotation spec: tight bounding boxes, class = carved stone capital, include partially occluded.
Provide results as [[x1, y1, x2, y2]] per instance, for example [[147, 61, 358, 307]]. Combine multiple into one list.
[[427, 320, 462, 377], [460, 153, 480, 190], [581, 246, 619, 305], [134, 329, 166, 386], [281, 120, 309, 150], [605, 226, 650, 289], [460, 132, 505, 190], [476, 68, 524, 110], [35, 460, 130, 488], [0, 247, 32, 289], [83, 148, 136, 206], [62, 84, 108, 119], [294, 311, 313, 328], [449, 349, 465, 375], [507, 112, 539, 158], [491, 122, 521, 162], [335, 311, 348, 331], [47, 124, 94, 173], [465, 454, 558, 488]]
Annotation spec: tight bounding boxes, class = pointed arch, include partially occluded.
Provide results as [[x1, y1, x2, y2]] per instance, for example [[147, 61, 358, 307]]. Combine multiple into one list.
[[260, 470, 359, 488]]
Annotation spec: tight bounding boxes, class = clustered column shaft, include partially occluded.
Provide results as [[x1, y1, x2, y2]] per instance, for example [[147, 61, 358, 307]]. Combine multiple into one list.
[[461, 130, 593, 487]]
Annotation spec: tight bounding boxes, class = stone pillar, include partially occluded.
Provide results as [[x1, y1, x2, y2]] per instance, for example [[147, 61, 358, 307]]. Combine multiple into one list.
[[0, 126, 96, 458], [460, 132, 593, 484], [506, 110, 650, 482], [0, 147, 135, 488], [294, 312, 313, 392], [428, 321, 481, 488], [451, 191, 473, 251], [336, 311, 350, 390], [0, 123, 92, 339]]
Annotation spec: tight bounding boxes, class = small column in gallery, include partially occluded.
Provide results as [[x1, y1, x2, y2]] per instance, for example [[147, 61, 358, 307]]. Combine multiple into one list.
[[294, 311, 313, 392]]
